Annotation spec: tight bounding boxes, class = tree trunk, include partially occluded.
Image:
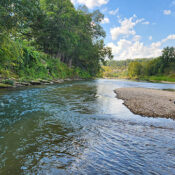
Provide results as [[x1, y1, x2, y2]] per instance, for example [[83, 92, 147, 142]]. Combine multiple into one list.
[[56, 52, 61, 59], [68, 58, 72, 68]]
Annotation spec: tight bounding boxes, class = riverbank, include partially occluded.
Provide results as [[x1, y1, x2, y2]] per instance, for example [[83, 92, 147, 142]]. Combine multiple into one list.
[[138, 75, 175, 84], [103, 76, 175, 84], [114, 87, 175, 119], [0, 78, 84, 89]]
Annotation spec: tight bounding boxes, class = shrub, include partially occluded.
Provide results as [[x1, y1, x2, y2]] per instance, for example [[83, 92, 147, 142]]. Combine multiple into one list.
[[2, 79, 14, 85]]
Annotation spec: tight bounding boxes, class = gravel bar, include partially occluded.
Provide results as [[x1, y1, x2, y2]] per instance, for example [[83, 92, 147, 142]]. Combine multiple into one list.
[[114, 87, 175, 119]]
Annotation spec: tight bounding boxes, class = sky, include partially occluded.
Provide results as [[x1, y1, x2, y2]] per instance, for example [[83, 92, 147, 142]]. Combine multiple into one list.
[[71, 0, 175, 60]]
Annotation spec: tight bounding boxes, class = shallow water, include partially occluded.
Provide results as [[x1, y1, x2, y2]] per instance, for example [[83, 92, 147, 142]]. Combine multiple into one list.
[[0, 79, 175, 175]]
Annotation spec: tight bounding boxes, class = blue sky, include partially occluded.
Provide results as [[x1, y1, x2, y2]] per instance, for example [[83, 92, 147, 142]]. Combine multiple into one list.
[[71, 0, 175, 60]]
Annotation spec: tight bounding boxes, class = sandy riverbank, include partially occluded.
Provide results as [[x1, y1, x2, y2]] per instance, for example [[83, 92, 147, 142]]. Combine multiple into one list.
[[114, 87, 175, 119]]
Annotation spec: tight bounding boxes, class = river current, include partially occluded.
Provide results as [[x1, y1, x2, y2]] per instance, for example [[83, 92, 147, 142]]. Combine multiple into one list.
[[0, 79, 175, 175]]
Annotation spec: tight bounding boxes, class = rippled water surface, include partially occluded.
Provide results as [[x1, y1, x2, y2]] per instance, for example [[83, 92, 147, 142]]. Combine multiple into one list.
[[0, 79, 175, 175]]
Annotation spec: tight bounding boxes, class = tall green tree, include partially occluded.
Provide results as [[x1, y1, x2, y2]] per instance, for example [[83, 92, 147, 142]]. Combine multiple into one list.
[[30, 0, 112, 75], [0, 0, 113, 78], [0, 0, 41, 33]]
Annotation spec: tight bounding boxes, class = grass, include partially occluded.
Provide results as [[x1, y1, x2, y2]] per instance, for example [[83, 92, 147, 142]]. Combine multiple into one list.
[[140, 75, 175, 83], [0, 83, 13, 88]]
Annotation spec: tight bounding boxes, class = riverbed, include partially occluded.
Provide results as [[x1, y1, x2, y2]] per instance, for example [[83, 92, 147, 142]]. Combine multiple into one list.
[[0, 79, 175, 174]]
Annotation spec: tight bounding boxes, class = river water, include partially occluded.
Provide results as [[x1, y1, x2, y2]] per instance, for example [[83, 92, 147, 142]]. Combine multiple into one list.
[[0, 79, 175, 175]]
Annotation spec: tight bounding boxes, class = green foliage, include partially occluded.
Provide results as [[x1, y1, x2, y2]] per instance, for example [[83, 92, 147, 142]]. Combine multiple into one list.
[[2, 80, 14, 86], [74, 67, 91, 79], [161, 47, 175, 64], [101, 65, 128, 78], [0, 34, 22, 66], [142, 75, 175, 83], [0, 0, 41, 32], [127, 47, 175, 81], [0, 0, 113, 81], [103, 47, 175, 82], [128, 62, 142, 79], [0, 35, 93, 80], [107, 58, 151, 68], [0, 83, 13, 88], [30, 0, 112, 75]]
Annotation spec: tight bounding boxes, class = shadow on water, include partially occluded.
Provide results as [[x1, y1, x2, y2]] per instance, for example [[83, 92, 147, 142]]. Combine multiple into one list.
[[0, 79, 175, 174]]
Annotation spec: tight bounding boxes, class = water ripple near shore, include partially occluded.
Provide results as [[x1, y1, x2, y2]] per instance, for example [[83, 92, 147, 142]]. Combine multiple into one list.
[[0, 79, 175, 174]]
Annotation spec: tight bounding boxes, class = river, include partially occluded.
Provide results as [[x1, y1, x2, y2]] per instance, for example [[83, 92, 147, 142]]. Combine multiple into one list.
[[0, 79, 175, 175]]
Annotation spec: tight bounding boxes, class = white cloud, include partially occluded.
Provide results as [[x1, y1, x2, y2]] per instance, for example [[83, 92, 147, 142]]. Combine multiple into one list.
[[109, 8, 119, 15], [151, 35, 175, 48], [107, 34, 175, 60], [108, 14, 170, 60], [132, 35, 141, 42], [149, 36, 152, 40], [110, 15, 144, 40], [107, 40, 161, 60], [71, 0, 76, 4], [165, 34, 175, 40], [101, 7, 108, 13], [101, 17, 110, 24], [71, 0, 108, 9], [163, 10, 171, 15]]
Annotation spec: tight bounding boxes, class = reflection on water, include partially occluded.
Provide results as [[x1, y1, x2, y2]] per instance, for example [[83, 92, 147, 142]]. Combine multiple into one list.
[[0, 79, 175, 174]]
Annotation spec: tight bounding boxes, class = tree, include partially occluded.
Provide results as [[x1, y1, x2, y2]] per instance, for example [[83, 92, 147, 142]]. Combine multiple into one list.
[[0, 0, 41, 33], [161, 47, 175, 63], [0, 0, 113, 78], [158, 47, 175, 73], [128, 62, 142, 78], [30, 0, 112, 75]]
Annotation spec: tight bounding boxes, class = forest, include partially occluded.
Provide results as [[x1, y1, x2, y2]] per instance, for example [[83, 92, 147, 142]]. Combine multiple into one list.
[[0, 0, 112, 84], [103, 47, 175, 82], [128, 47, 175, 82]]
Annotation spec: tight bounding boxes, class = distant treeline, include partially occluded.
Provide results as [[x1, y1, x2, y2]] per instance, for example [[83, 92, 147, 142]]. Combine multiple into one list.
[[0, 0, 112, 81], [107, 58, 152, 68], [128, 47, 175, 80], [103, 47, 175, 82]]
